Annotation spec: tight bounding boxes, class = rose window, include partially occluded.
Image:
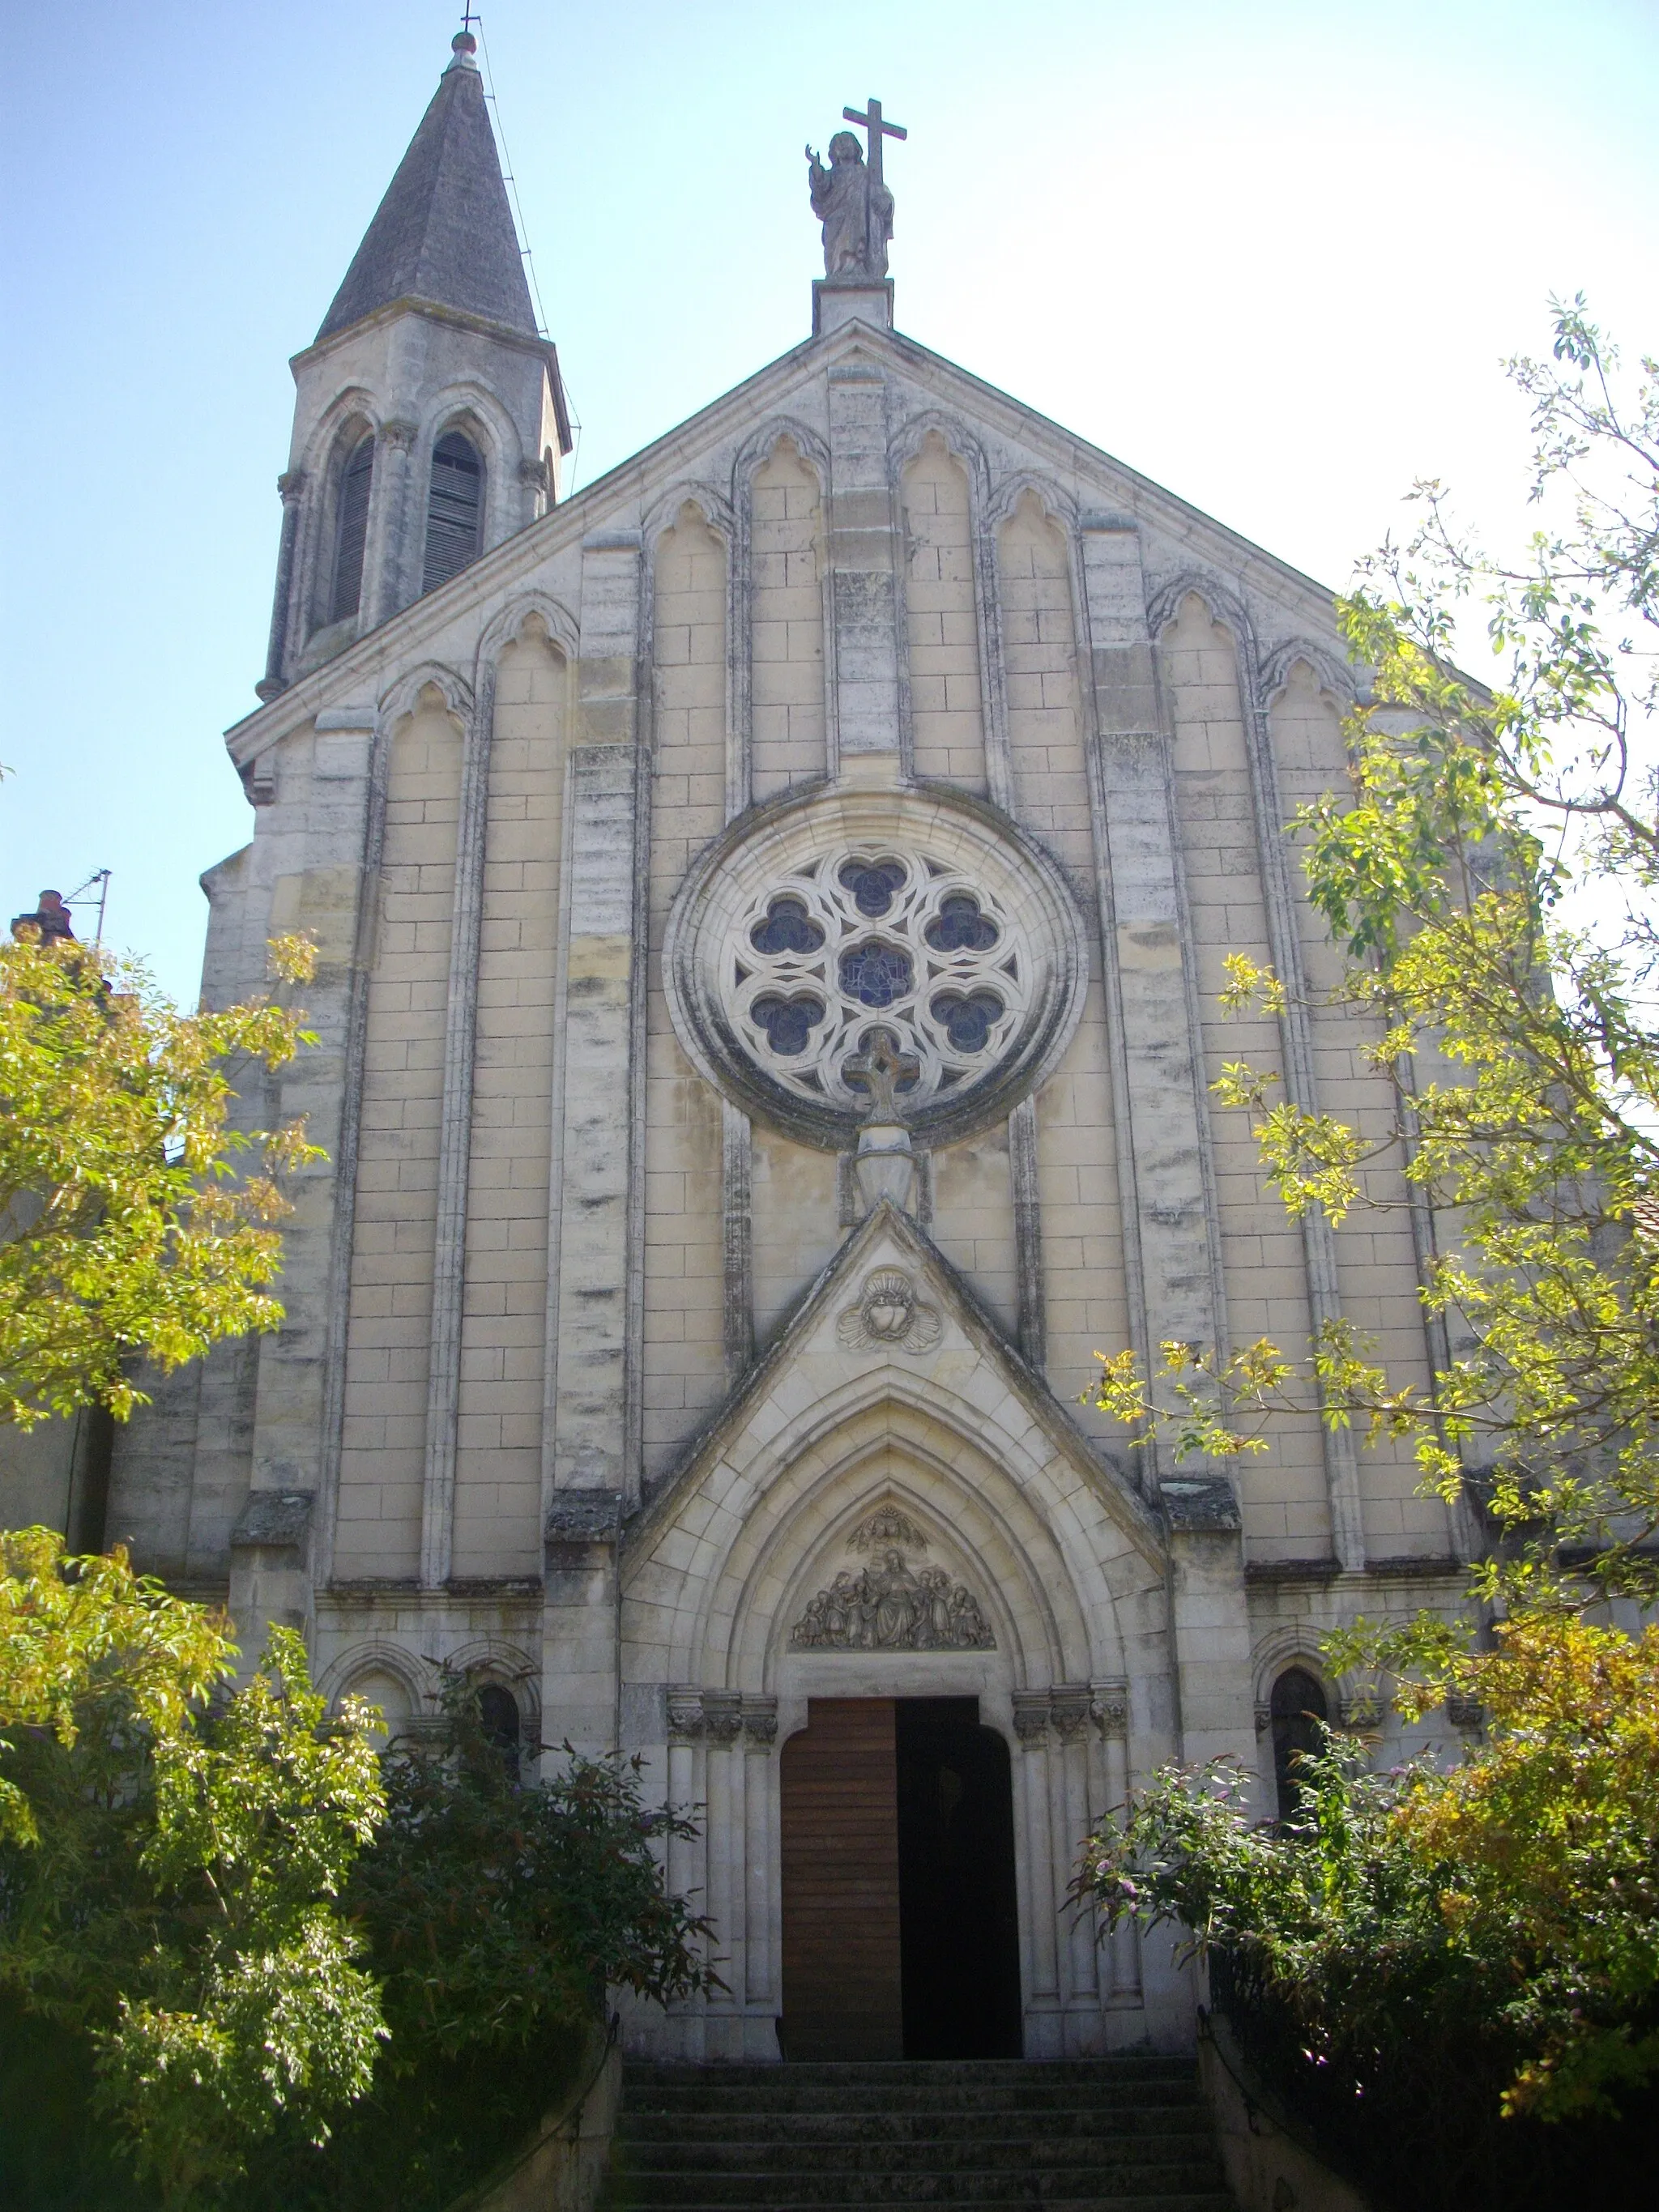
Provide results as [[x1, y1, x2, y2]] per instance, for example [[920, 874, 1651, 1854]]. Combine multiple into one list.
[[723, 851, 1022, 1119], [664, 783, 1088, 1150]]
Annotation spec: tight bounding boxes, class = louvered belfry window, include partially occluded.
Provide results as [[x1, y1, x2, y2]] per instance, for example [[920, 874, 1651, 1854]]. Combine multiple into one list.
[[422, 431, 484, 595], [330, 434, 375, 624]]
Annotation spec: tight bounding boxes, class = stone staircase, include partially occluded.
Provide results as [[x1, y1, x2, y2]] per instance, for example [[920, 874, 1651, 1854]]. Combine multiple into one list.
[[613, 2057, 1236, 2209]]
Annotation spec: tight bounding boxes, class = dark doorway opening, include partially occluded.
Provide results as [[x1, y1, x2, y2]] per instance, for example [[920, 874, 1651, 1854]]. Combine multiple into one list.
[[896, 1698, 1022, 2058]]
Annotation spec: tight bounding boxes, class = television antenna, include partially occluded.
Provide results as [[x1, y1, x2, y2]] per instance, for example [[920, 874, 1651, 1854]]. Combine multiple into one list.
[[64, 868, 112, 945]]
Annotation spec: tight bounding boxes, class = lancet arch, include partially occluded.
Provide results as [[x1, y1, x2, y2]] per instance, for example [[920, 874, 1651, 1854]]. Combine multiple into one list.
[[473, 590, 578, 676], [1145, 567, 1256, 652], [625, 1370, 1159, 1702]]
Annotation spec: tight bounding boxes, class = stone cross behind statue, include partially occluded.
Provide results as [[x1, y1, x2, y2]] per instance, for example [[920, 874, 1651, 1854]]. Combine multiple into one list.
[[844, 1025, 920, 1123], [806, 96, 906, 281]]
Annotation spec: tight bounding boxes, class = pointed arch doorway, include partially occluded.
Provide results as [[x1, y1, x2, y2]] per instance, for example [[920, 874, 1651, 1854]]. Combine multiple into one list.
[[779, 1697, 1021, 2061]]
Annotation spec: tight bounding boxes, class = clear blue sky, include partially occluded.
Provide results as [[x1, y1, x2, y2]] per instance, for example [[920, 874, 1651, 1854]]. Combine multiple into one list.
[[3, 0, 1657, 1004]]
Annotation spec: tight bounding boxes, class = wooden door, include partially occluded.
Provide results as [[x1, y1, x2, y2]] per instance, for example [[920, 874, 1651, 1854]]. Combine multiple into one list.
[[779, 1698, 902, 2060]]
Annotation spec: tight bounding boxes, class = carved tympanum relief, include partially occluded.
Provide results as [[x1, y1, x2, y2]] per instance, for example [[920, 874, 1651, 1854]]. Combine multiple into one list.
[[847, 1502, 929, 1552], [790, 1510, 994, 1651], [835, 1267, 943, 1354], [664, 785, 1089, 1150]]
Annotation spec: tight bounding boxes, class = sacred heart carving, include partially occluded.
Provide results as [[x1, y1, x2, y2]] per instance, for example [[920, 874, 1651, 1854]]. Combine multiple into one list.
[[835, 1267, 943, 1355]]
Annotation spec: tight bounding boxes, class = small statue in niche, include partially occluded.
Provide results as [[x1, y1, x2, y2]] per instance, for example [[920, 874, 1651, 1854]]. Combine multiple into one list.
[[806, 129, 893, 280]]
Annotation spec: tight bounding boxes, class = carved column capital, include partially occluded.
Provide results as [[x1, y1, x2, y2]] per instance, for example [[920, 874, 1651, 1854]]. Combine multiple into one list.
[[518, 456, 551, 492], [1090, 1679, 1130, 1739], [702, 1691, 744, 1745], [379, 418, 419, 454], [1011, 1690, 1051, 1745], [1337, 1694, 1384, 1733], [276, 467, 306, 502], [742, 1696, 778, 1748], [667, 1689, 706, 1741], [1049, 1686, 1094, 1742]]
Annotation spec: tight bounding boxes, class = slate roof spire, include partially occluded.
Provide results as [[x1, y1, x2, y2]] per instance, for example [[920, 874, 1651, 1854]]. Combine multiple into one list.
[[317, 31, 538, 345]]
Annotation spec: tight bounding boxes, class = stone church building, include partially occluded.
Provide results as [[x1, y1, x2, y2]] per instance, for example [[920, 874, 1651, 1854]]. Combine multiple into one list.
[[96, 34, 1469, 2061]]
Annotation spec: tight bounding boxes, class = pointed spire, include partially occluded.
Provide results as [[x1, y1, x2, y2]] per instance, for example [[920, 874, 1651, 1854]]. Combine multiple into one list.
[[317, 32, 537, 345]]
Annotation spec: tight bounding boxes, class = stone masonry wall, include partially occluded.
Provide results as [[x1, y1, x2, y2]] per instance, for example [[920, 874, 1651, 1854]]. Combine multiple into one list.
[[750, 440, 827, 802], [902, 432, 987, 791], [451, 627, 565, 1577], [335, 692, 461, 1577], [643, 508, 729, 1479]]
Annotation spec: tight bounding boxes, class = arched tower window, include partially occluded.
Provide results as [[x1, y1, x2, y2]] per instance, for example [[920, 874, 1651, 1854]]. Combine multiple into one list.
[[476, 1682, 521, 1784], [329, 432, 375, 625], [422, 430, 484, 594], [1270, 1665, 1329, 1822]]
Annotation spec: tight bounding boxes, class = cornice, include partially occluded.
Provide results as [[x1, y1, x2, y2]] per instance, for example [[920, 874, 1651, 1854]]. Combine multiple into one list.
[[288, 294, 557, 376]]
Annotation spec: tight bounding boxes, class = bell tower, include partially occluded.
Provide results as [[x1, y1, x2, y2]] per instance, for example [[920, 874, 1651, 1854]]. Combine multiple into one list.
[[256, 30, 571, 701]]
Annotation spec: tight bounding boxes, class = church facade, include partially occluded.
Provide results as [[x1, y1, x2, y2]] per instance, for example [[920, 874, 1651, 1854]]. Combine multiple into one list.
[[104, 36, 1470, 2061]]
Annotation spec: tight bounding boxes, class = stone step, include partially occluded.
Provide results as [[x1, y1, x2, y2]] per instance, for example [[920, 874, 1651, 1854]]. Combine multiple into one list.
[[621, 2137, 1219, 2175], [620, 2111, 1209, 2146], [624, 2163, 1227, 2205], [625, 2085, 1207, 2118], [613, 2201, 1235, 2212], [614, 2058, 1236, 2212], [627, 2061, 1195, 2090]]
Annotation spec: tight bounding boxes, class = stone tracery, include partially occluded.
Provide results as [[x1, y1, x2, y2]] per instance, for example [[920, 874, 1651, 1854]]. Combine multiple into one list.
[[665, 783, 1090, 1152], [727, 847, 1021, 1119]]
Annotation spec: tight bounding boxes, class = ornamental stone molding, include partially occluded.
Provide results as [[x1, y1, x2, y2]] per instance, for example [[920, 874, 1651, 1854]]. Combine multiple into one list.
[[1011, 1682, 1129, 1744], [835, 1268, 943, 1356], [666, 1690, 779, 1746], [663, 782, 1088, 1151]]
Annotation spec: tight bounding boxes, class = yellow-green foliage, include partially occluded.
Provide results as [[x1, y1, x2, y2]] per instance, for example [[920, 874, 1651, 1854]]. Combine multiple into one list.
[[0, 931, 321, 1428], [0, 1530, 386, 2208], [1397, 1613, 1659, 2119]]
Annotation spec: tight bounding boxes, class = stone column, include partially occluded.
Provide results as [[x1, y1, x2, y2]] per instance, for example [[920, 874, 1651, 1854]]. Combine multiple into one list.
[[1076, 513, 1255, 1774], [825, 360, 902, 774], [256, 469, 305, 701], [702, 1692, 744, 2046], [363, 418, 418, 629], [419, 666, 497, 1590], [743, 1699, 778, 2018], [1009, 1097, 1046, 1367], [1051, 1688, 1100, 2019], [1091, 1681, 1141, 2005], [667, 1691, 709, 2060], [542, 531, 645, 1752], [518, 454, 550, 531], [1012, 1692, 1062, 2052]]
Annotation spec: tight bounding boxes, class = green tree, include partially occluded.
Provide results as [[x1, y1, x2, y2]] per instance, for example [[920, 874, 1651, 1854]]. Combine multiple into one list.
[[1076, 1612, 1659, 2130], [0, 929, 320, 1430], [1080, 306, 1659, 2190], [0, 1528, 386, 2208], [1092, 297, 1659, 1615], [248, 1680, 721, 2211]]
